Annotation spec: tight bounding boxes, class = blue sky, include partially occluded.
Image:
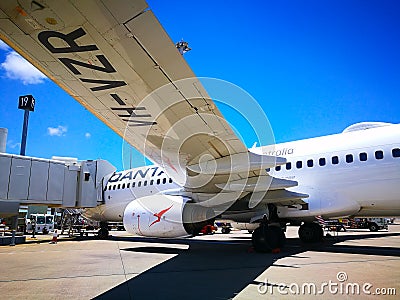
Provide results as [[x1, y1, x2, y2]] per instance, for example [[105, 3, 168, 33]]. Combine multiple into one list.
[[1, 0, 399, 171]]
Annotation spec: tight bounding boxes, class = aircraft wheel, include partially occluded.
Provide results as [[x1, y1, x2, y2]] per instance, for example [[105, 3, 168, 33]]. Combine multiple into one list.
[[369, 223, 378, 232], [221, 227, 231, 234], [252, 225, 286, 253], [97, 227, 109, 239], [299, 223, 323, 243]]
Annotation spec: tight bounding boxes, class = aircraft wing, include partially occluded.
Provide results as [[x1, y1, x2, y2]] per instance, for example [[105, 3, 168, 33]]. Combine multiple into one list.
[[0, 0, 306, 208]]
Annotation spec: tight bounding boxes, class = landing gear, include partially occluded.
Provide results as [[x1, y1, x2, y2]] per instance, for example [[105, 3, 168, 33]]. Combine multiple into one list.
[[251, 205, 287, 252], [97, 222, 109, 239], [298, 222, 323, 243], [252, 224, 286, 252]]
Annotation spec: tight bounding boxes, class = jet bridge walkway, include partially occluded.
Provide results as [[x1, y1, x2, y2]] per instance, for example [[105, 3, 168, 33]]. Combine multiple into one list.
[[0, 153, 116, 217]]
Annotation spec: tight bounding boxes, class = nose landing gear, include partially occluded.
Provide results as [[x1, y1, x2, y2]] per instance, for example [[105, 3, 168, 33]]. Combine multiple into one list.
[[97, 222, 109, 239]]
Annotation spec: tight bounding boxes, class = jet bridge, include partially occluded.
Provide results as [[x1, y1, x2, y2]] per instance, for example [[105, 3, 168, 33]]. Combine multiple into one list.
[[0, 153, 116, 216]]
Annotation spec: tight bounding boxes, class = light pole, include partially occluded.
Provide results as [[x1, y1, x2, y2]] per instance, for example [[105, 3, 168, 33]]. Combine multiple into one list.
[[11, 95, 35, 245]]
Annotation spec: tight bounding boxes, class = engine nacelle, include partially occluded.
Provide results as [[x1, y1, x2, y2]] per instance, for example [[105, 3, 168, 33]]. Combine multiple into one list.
[[123, 194, 214, 238]]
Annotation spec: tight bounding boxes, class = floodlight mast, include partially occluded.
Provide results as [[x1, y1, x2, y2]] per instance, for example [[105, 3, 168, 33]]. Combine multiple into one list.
[[176, 40, 191, 55]]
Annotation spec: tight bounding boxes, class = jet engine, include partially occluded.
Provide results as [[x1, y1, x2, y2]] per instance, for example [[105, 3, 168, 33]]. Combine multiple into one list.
[[123, 194, 214, 237]]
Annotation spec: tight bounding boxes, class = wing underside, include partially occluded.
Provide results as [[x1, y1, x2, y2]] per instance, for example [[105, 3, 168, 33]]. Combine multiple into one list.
[[0, 0, 307, 212]]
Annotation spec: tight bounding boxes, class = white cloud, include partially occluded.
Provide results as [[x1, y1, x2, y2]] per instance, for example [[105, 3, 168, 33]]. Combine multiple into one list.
[[85, 132, 91, 139], [47, 125, 67, 136], [0, 40, 10, 51], [1, 51, 47, 84], [6, 140, 21, 149]]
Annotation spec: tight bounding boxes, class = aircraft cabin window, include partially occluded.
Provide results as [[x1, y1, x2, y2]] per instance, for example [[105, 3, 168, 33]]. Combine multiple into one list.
[[157, 179, 160, 185], [144, 180, 147, 186], [138, 181, 141, 187], [359, 152, 367, 161], [375, 150, 384, 160], [117, 184, 121, 190], [163, 178, 167, 184], [150, 180, 154, 185], [266, 168, 271, 172], [286, 162, 292, 170], [319, 158, 326, 166], [127, 183, 130, 188], [296, 161, 302, 169], [122, 183, 125, 189], [169, 178, 173, 183], [332, 156, 339, 165], [132, 182, 135, 188], [275, 166, 281, 171], [346, 154, 354, 163], [108, 185, 111, 190], [392, 148, 400, 158], [307, 159, 313, 167], [113, 185, 116, 190]]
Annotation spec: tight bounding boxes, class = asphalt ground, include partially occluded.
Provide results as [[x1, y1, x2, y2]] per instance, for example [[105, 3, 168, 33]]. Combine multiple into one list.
[[0, 222, 399, 299]]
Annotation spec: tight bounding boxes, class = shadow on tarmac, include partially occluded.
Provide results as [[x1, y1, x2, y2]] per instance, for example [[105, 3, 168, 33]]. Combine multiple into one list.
[[93, 231, 400, 299]]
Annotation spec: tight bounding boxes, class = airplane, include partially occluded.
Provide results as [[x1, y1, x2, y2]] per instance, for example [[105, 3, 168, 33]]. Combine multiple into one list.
[[83, 121, 400, 251], [0, 1, 399, 252]]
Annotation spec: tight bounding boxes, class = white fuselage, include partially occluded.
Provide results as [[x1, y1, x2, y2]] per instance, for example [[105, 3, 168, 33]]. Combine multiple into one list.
[[261, 123, 400, 219], [84, 123, 400, 222]]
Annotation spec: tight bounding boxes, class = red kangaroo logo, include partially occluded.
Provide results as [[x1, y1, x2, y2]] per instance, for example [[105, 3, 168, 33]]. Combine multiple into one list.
[[149, 205, 173, 227]]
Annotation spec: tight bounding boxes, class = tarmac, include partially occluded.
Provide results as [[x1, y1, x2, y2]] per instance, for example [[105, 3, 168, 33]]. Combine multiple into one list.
[[0, 222, 399, 299]]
